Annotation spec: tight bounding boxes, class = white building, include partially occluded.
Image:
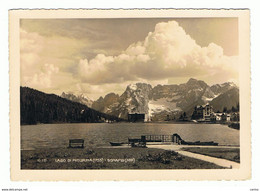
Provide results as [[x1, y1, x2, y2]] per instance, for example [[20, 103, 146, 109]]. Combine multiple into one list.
[[203, 103, 214, 121]]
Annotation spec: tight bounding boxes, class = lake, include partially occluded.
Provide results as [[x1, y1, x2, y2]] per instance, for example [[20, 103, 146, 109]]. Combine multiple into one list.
[[21, 123, 239, 150]]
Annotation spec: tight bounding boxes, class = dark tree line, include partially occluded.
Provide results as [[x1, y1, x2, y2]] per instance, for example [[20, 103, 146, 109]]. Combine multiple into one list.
[[179, 112, 188, 121], [221, 103, 239, 113], [20, 87, 123, 125]]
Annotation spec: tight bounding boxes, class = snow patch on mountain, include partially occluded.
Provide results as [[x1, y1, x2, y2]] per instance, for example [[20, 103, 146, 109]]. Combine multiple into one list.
[[129, 84, 138, 91], [148, 98, 181, 116], [202, 94, 219, 102], [61, 92, 93, 107], [91, 78, 239, 120]]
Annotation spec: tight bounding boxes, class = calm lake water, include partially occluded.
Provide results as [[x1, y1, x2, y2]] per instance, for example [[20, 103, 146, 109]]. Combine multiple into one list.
[[21, 123, 239, 150]]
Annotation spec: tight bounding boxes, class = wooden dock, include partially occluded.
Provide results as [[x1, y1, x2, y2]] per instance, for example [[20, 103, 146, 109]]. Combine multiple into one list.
[[128, 134, 183, 146], [128, 133, 218, 146], [144, 134, 182, 144]]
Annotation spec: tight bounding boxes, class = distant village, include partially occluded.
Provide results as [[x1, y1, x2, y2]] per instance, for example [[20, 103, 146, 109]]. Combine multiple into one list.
[[126, 103, 240, 129], [190, 103, 239, 123]]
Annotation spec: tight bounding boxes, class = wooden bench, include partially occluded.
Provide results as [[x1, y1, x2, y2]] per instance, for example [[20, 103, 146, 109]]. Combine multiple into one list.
[[68, 139, 84, 148]]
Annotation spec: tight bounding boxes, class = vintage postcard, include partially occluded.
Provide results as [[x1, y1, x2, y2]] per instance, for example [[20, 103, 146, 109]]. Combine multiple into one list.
[[9, 9, 251, 181]]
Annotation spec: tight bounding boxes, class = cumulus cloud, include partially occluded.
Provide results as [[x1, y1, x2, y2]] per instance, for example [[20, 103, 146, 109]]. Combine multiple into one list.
[[20, 20, 239, 100], [75, 82, 133, 100], [20, 28, 83, 90], [23, 63, 59, 88], [77, 20, 238, 85]]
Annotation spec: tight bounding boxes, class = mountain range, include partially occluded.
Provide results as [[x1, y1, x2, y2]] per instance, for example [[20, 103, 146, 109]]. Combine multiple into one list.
[[20, 87, 122, 125], [61, 92, 93, 107], [61, 78, 239, 121]]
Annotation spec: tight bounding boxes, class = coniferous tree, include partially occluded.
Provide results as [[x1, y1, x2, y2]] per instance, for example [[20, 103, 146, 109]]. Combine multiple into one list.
[[20, 87, 123, 125]]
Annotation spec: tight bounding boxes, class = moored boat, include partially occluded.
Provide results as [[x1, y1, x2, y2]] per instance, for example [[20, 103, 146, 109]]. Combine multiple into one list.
[[109, 142, 124, 146], [181, 140, 218, 146]]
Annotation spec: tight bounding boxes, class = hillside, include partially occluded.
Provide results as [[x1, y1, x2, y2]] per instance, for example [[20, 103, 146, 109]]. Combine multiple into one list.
[[210, 88, 239, 112], [20, 87, 123, 125]]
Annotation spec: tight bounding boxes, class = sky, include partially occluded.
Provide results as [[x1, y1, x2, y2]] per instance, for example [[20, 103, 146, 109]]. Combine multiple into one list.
[[20, 18, 239, 100]]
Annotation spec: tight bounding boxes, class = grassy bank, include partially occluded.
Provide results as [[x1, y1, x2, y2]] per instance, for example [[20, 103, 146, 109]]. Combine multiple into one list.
[[181, 147, 240, 163], [21, 147, 224, 169]]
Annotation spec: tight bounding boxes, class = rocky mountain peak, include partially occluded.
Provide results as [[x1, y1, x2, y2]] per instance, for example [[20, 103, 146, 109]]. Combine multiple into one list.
[[78, 93, 91, 100], [186, 78, 208, 89], [210, 81, 238, 95], [186, 78, 198, 85], [104, 92, 119, 99], [221, 82, 237, 88], [61, 92, 66, 97], [103, 93, 120, 105], [90, 79, 239, 120], [126, 83, 152, 92], [96, 96, 104, 102], [60, 92, 93, 107]]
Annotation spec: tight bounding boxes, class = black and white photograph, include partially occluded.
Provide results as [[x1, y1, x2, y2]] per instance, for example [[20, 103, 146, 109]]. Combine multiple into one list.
[[8, 9, 251, 181]]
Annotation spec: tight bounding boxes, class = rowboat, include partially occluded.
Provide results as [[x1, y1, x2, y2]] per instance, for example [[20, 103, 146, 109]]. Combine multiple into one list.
[[109, 142, 124, 146]]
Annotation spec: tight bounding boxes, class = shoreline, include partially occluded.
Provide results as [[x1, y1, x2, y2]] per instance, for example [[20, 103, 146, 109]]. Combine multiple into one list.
[[21, 121, 233, 126]]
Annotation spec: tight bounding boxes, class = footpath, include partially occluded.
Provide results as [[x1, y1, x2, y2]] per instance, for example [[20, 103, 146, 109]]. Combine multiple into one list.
[[147, 144, 240, 169]]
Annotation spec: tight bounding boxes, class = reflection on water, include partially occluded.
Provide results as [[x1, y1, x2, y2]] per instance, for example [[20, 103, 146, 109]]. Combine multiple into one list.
[[21, 123, 239, 150]]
